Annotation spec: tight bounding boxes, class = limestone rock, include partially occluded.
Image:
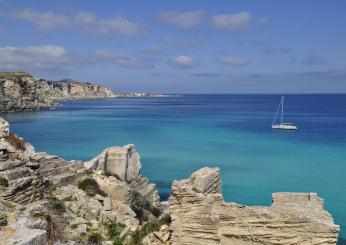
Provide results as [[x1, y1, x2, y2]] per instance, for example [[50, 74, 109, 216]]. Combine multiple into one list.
[[103, 197, 113, 211], [0, 117, 9, 138], [168, 167, 340, 245], [86, 146, 160, 208], [0, 117, 86, 205], [85, 144, 141, 182], [0, 201, 48, 245]]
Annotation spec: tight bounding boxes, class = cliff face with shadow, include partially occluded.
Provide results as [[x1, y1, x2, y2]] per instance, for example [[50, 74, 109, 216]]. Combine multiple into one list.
[[0, 72, 114, 112]]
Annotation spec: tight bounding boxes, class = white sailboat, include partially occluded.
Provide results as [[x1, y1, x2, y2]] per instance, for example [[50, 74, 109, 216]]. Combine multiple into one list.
[[272, 96, 297, 130]]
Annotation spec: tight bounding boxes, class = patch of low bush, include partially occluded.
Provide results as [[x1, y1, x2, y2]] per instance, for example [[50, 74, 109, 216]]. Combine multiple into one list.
[[78, 178, 106, 197], [105, 221, 125, 240], [131, 192, 161, 224], [128, 214, 171, 245], [47, 188, 66, 214], [0, 176, 8, 187], [0, 213, 7, 226], [87, 232, 102, 244]]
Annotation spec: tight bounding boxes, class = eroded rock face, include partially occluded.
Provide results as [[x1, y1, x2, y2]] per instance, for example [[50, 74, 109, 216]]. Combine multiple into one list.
[[0, 72, 114, 112], [0, 201, 48, 245], [168, 167, 340, 245], [85, 145, 160, 208], [0, 117, 86, 205], [85, 145, 141, 182]]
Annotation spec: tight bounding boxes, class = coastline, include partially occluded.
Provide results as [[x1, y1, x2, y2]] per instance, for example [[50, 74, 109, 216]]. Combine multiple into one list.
[[0, 116, 341, 244]]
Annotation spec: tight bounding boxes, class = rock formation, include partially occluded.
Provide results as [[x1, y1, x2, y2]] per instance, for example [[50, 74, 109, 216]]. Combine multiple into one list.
[[85, 145, 160, 208], [0, 117, 162, 244], [0, 72, 114, 112], [168, 167, 340, 245]]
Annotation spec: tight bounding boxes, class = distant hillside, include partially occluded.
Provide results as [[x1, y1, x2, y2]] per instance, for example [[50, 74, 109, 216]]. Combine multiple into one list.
[[0, 72, 115, 112]]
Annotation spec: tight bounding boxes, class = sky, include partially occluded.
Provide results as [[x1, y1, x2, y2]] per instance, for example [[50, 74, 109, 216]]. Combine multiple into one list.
[[0, 0, 345, 93]]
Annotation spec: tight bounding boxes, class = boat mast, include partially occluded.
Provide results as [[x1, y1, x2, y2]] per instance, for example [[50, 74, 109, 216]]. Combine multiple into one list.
[[281, 96, 284, 124]]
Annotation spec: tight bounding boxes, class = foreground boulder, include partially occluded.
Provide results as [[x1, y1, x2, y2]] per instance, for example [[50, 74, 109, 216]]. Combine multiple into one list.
[[168, 167, 340, 244]]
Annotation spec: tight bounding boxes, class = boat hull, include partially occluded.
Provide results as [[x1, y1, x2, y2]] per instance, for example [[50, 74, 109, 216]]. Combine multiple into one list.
[[272, 124, 297, 130]]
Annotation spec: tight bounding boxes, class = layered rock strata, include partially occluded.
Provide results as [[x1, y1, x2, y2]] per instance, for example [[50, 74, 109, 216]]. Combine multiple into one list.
[[0, 72, 114, 112], [85, 145, 160, 208], [0, 117, 161, 244], [168, 167, 340, 245]]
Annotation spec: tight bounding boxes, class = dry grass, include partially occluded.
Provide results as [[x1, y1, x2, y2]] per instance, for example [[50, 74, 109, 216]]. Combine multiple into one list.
[[46, 214, 63, 245], [4, 133, 26, 151]]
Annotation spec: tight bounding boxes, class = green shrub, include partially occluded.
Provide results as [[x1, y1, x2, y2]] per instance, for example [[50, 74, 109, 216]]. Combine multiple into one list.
[[112, 238, 123, 245], [47, 190, 66, 214], [131, 192, 161, 223], [0, 176, 8, 187], [128, 214, 171, 245], [87, 232, 102, 244], [78, 178, 106, 197], [106, 221, 125, 240], [0, 213, 7, 226]]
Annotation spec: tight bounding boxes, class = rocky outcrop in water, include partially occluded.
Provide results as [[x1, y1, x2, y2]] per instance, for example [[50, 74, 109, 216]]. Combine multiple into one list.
[[168, 167, 340, 245], [0, 72, 114, 112]]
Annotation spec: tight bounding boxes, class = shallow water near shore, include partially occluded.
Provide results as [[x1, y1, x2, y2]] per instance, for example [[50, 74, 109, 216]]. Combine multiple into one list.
[[1, 94, 346, 240]]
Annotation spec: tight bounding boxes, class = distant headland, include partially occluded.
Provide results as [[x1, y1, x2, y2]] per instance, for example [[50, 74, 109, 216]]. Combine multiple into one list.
[[0, 71, 166, 113]]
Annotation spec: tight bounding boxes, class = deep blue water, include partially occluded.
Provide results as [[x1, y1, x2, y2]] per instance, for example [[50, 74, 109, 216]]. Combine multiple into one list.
[[1, 94, 346, 241]]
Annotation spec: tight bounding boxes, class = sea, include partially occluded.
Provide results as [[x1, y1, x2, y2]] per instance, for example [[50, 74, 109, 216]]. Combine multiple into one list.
[[1, 94, 345, 242]]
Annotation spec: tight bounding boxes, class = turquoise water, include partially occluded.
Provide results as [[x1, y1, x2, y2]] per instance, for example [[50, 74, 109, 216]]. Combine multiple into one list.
[[1, 94, 346, 241]]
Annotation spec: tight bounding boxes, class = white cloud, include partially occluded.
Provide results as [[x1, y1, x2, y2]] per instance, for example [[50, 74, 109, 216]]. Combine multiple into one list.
[[216, 56, 250, 66], [211, 11, 251, 31], [12, 9, 70, 31], [96, 50, 154, 69], [169, 55, 199, 69], [159, 10, 203, 29], [11, 9, 145, 37], [0, 45, 80, 71]]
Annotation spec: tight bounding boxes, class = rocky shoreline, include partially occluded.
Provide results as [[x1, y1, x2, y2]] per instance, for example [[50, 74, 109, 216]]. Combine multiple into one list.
[[0, 72, 165, 113], [0, 117, 341, 244]]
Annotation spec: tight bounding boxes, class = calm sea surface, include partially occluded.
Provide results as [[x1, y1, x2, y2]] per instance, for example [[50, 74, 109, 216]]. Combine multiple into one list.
[[1, 94, 346, 241]]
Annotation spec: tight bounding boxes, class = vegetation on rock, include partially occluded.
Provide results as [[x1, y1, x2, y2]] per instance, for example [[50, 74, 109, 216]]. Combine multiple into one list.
[[131, 192, 160, 224], [0, 176, 9, 187], [105, 221, 125, 245], [4, 133, 27, 151], [87, 232, 102, 244], [78, 178, 107, 197], [0, 213, 8, 226], [128, 214, 171, 245]]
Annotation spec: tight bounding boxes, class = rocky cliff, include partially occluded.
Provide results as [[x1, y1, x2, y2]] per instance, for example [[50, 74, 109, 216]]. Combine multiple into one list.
[[0, 117, 341, 244], [0, 72, 114, 112], [168, 167, 340, 245]]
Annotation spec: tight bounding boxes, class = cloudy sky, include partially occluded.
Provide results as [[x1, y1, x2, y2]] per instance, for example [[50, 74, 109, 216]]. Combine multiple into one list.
[[0, 0, 345, 93]]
